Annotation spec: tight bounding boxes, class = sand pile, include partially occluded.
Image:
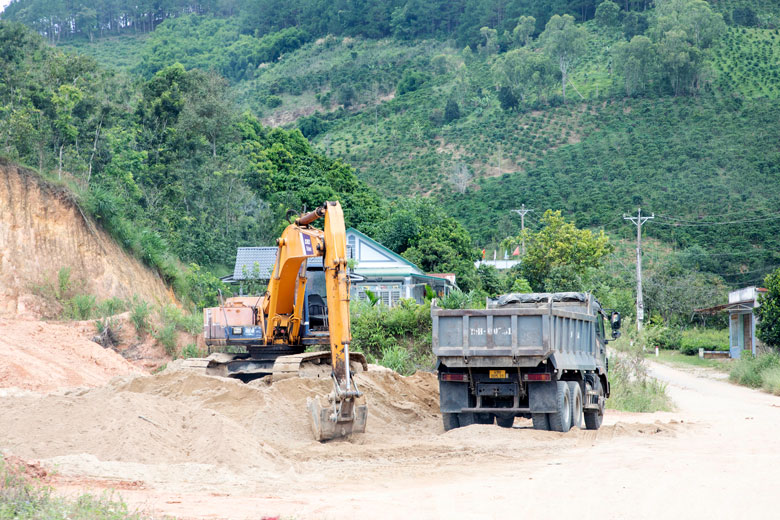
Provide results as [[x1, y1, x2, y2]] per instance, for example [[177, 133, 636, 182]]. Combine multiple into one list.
[[0, 317, 141, 392], [0, 369, 441, 472]]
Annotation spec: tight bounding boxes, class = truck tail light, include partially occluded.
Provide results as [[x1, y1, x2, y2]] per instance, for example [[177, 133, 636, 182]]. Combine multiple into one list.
[[441, 373, 468, 382], [523, 373, 551, 382]]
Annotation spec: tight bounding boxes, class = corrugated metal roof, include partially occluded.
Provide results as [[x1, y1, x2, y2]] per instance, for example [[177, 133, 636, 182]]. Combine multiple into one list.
[[232, 247, 323, 280]]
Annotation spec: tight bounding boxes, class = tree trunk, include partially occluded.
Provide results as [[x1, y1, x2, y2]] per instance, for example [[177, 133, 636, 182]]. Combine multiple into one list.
[[58, 144, 63, 179]]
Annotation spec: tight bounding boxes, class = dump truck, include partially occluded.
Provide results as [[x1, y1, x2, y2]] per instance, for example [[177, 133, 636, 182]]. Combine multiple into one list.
[[432, 292, 621, 432]]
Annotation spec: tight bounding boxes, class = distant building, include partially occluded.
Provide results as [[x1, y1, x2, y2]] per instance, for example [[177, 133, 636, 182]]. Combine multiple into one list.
[[696, 286, 766, 358], [223, 227, 456, 306]]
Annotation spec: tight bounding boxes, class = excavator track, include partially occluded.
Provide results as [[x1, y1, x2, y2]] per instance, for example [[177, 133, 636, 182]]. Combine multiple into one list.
[[271, 351, 368, 382], [195, 351, 367, 383]]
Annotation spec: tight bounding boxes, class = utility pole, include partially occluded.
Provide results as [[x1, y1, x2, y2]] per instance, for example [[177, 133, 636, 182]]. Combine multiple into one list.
[[624, 207, 654, 331], [511, 204, 534, 255]]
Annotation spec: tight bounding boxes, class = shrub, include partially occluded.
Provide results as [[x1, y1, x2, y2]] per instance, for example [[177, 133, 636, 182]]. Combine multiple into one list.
[[760, 365, 780, 395], [645, 326, 682, 350], [377, 344, 412, 373], [679, 328, 729, 355], [350, 299, 432, 374], [96, 297, 127, 317], [153, 322, 178, 357], [56, 266, 72, 300], [180, 343, 204, 359], [607, 349, 672, 412], [65, 294, 97, 320], [0, 455, 145, 519], [264, 95, 283, 108], [729, 353, 780, 388], [130, 296, 151, 335]]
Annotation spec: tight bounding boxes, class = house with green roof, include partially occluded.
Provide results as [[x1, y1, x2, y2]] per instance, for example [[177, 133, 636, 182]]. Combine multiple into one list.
[[346, 228, 456, 305], [225, 228, 456, 306]]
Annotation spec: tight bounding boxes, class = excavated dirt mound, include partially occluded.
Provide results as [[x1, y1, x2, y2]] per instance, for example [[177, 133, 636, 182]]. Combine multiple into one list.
[[0, 316, 141, 392], [0, 365, 690, 519], [0, 370, 441, 470], [0, 161, 175, 317]]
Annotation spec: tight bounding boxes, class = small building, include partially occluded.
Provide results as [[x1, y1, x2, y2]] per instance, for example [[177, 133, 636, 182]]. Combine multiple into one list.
[[696, 286, 766, 358], [223, 227, 456, 306]]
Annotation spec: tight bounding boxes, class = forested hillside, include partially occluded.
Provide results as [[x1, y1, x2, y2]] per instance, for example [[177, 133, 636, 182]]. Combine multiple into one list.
[[2, 0, 780, 322]]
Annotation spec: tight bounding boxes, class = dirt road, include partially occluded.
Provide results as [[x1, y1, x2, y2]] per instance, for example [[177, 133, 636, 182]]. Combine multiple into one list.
[[3, 361, 780, 519]]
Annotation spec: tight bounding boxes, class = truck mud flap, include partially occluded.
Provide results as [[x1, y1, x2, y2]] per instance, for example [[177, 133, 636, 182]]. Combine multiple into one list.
[[528, 381, 558, 413], [439, 380, 469, 413]]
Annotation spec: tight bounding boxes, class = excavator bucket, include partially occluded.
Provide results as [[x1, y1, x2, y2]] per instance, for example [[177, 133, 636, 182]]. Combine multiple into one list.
[[307, 392, 368, 442]]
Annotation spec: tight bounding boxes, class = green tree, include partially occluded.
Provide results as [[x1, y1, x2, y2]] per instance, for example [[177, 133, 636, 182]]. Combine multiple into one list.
[[540, 14, 586, 103], [650, 0, 725, 95], [479, 26, 498, 55], [51, 84, 83, 178], [477, 264, 502, 297], [177, 70, 235, 157], [376, 198, 479, 291], [505, 210, 613, 291], [512, 16, 536, 47], [595, 1, 621, 28], [444, 97, 460, 123], [613, 35, 657, 96], [757, 269, 780, 349]]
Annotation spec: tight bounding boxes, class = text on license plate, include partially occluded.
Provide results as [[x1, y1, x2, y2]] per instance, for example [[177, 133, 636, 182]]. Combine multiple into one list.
[[489, 370, 507, 379]]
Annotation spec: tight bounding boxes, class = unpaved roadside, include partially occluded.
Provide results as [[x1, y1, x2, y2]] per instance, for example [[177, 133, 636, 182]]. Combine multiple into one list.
[[6, 361, 780, 519]]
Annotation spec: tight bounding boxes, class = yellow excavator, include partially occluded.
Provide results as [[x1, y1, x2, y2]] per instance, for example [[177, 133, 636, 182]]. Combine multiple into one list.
[[202, 201, 368, 441]]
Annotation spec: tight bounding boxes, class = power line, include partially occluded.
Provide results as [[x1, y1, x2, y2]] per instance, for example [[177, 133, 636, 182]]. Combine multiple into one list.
[[654, 214, 780, 226], [624, 208, 654, 331], [510, 204, 534, 256]]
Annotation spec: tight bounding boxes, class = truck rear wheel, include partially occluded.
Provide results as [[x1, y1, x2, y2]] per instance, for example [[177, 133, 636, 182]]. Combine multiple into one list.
[[548, 381, 572, 433], [568, 381, 583, 429], [496, 415, 515, 428], [532, 413, 550, 430], [458, 412, 476, 427], [442, 413, 459, 431], [475, 413, 494, 425], [584, 379, 604, 430]]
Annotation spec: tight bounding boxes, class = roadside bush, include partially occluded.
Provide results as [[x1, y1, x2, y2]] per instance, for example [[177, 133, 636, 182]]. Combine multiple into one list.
[[645, 326, 682, 350], [438, 289, 487, 309], [729, 352, 780, 388], [351, 299, 432, 374], [607, 348, 672, 412], [760, 366, 780, 395], [679, 328, 729, 355]]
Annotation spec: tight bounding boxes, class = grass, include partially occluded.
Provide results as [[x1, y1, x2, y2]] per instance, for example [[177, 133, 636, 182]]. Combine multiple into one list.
[[729, 352, 780, 389], [650, 349, 730, 372], [0, 456, 150, 519], [607, 329, 674, 413], [607, 349, 673, 413]]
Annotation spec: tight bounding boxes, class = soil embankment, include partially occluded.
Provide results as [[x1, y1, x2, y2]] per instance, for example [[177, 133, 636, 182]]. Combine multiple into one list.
[[0, 159, 174, 317]]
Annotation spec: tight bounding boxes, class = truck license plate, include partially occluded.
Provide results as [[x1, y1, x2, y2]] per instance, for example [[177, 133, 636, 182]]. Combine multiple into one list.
[[489, 370, 507, 379]]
